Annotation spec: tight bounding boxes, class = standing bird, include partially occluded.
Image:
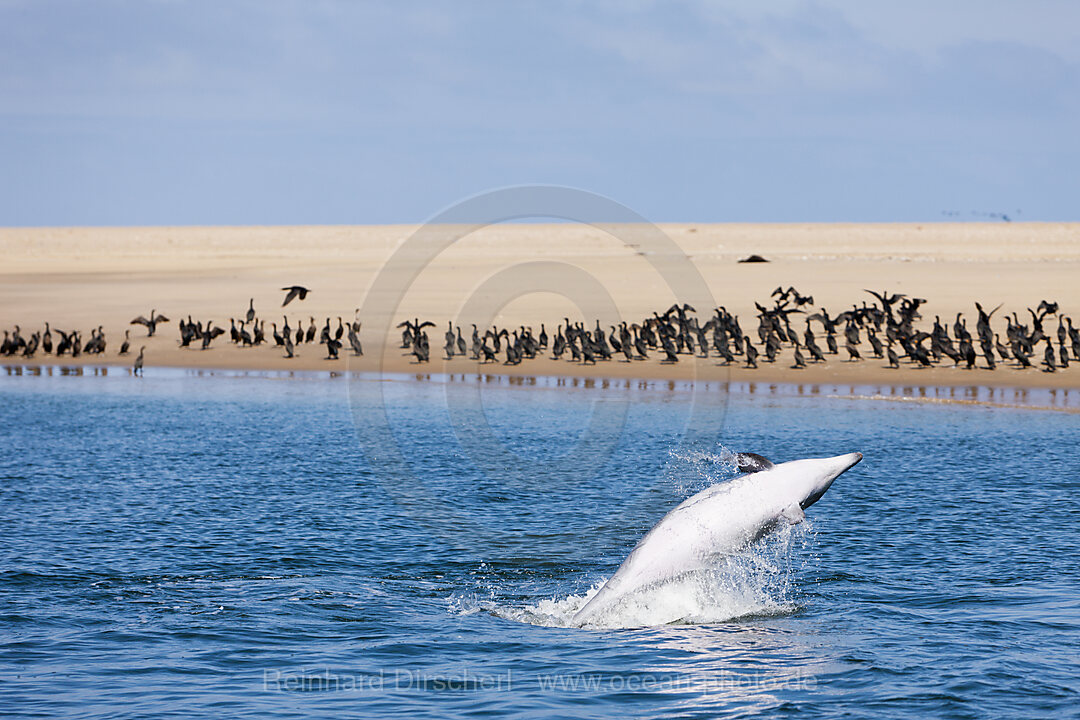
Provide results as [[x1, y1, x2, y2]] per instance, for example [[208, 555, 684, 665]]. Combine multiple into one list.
[[744, 337, 759, 368], [133, 347, 145, 376], [1043, 341, 1057, 373], [995, 333, 1010, 363], [119, 329, 131, 355], [886, 341, 900, 369], [792, 345, 806, 369], [130, 309, 170, 337], [444, 322, 457, 358], [470, 324, 483, 360], [347, 323, 364, 356], [456, 327, 466, 357], [281, 286, 310, 307], [246, 298, 256, 324], [868, 328, 883, 358]]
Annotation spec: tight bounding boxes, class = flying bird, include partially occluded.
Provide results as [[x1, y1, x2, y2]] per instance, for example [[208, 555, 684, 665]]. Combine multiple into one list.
[[281, 286, 311, 307]]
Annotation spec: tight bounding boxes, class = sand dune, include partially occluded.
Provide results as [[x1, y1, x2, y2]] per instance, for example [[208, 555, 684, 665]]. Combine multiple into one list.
[[1, 222, 1078, 389]]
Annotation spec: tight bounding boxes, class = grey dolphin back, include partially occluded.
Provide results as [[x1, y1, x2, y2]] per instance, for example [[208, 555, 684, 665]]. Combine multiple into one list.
[[733, 452, 775, 474]]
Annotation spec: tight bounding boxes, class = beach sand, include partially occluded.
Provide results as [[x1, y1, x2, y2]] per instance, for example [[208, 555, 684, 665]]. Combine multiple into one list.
[[2, 222, 1079, 390]]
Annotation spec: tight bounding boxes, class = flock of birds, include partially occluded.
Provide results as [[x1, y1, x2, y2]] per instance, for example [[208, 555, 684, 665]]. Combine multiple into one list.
[[2, 284, 1078, 376]]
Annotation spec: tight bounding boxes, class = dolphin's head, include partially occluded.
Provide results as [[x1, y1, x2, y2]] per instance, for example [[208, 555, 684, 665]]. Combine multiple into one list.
[[774, 452, 863, 511]]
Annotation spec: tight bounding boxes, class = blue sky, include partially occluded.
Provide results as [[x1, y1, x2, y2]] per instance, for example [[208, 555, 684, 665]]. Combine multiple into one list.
[[1, 0, 1077, 226]]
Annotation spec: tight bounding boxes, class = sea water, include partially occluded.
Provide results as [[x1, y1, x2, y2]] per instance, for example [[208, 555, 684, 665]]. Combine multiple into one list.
[[1, 369, 1077, 718]]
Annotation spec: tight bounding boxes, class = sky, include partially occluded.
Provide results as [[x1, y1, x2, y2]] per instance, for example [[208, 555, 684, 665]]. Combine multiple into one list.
[[1, 0, 1078, 226]]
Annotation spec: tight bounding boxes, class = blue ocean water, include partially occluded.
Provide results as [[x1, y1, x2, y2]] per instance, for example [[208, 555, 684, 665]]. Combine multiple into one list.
[[1, 369, 1078, 718]]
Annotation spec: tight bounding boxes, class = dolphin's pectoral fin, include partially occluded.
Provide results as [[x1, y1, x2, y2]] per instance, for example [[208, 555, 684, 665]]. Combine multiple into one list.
[[780, 503, 805, 525], [734, 452, 775, 474]]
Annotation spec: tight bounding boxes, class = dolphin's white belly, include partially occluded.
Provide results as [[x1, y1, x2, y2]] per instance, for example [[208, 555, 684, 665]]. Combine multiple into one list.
[[570, 452, 862, 626], [575, 478, 781, 622]]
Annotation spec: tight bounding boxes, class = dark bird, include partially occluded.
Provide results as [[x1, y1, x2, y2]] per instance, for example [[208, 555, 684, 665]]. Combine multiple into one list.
[[1036, 300, 1059, 318], [348, 323, 364, 356], [867, 329, 883, 358], [444, 322, 456, 358], [246, 298, 256, 324], [792, 346, 806, 369], [994, 333, 1010, 362], [1043, 342, 1056, 372], [200, 323, 225, 350], [133, 347, 145, 376], [744, 337, 759, 368], [281, 286, 310, 307], [130, 309, 170, 337]]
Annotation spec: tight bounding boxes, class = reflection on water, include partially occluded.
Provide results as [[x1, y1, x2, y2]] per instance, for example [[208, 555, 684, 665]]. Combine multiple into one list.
[[6, 362, 1075, 411]]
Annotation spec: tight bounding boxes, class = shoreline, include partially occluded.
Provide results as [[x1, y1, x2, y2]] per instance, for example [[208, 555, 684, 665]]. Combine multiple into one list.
[[5, 361, 1079, 413], [4, 343, 1080, 391], [3, 222, 1079, 392]]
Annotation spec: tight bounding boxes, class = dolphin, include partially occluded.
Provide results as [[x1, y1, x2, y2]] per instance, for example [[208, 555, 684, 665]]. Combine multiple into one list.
[[572, 451, 863, 626]]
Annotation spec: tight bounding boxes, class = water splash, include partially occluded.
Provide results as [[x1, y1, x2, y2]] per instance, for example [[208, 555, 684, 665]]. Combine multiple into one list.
[[664, 443, 744, 496], [463, 444, 814, 629], [471, 523, 811, 629]]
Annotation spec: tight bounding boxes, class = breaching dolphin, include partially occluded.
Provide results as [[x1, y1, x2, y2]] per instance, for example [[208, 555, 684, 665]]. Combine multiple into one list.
[[572, 451, 862, 625]]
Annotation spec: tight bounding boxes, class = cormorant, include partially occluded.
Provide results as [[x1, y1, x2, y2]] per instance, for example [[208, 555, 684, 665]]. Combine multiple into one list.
[[744, 338, 758, 368], [133, 347, 145, 376], [347, 323, 363, 356], [281, 286, 310, 307], [131, 309, 169, 337], [792, 345, 806, 369]]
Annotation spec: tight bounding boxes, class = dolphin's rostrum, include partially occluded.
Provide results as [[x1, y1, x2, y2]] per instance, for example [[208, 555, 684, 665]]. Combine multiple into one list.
[[573, 451, 863, 626]]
